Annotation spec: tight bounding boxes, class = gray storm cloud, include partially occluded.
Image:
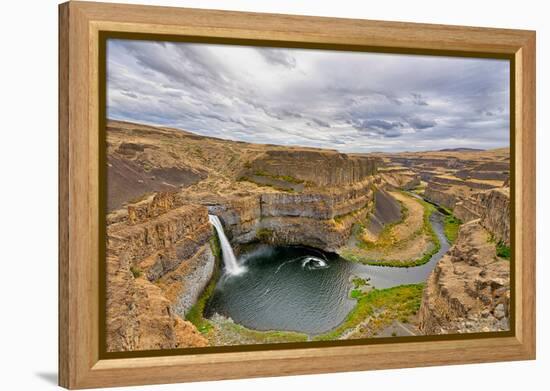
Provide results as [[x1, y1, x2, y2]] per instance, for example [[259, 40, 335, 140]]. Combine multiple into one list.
[[107, 39, 510, 152]]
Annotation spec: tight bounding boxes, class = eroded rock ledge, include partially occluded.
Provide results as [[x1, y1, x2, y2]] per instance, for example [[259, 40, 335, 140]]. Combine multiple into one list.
[[106, 192, 213, 352], [104, 126, 384, 350], [207, 178, 377, 252], [454, 188, 510, 245], [418, 220, 510, 334]]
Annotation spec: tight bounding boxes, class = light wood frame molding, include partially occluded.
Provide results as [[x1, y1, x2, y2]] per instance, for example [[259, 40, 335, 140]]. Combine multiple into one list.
[[59, 1, 536, 389]]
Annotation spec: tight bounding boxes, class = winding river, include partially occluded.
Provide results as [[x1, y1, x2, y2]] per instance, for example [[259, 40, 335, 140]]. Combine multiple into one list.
[[205, 210, 450, 335]]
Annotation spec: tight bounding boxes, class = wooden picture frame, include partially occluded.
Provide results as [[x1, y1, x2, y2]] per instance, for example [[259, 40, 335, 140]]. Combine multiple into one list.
[[59, 1, 536, 389]]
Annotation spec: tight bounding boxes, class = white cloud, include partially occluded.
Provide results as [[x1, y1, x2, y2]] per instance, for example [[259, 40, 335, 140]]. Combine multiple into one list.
[[107, 39, 510, 152]]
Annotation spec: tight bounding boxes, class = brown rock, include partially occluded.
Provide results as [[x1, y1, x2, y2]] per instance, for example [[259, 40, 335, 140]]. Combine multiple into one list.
[[418, 221, 510, 335], [106, 255, 207, 352]]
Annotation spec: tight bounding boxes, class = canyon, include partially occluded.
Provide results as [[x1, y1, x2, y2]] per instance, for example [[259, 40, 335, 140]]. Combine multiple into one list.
[[105, 120, 511, 351]]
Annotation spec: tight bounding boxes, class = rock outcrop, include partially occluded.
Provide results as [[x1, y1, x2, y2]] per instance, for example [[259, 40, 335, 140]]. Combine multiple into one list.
[[423, 183, 461, 209], [418, 220, 510, 335], [454, 188, 510, 245], [104, 120, 512, 349], [245, 149, 378, 187], [206, 179, 376, 252], [106, 253, 208, 352], [106, 192, 215, 352], [365, 188, 403, 237], [105, 121, 384, 351], [379, 167, 421, 190], [382, 148, 509, 214]]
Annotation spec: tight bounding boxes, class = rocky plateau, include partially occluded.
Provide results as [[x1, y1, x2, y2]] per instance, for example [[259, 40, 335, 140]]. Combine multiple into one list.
[[105, 120, 511, 349]]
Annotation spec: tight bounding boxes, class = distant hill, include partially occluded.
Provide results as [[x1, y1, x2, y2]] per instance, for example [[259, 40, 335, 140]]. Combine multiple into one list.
[[438, 147, 484, 152]]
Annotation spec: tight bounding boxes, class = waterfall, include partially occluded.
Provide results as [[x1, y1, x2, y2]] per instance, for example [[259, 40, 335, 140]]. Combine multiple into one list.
[[208, 215, 246, 276]]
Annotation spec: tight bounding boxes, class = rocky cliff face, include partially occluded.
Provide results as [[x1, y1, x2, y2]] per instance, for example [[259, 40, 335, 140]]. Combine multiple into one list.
[[378, 168, 421, 190], [105, 121, 384, 352], [106, 192, 215, 351], [423, 183, 462, 209], [105, 120, 512, 348], [418, 221, 510, 335], [454, 188, 510, 245], [246, 149, 378, 187], [204, 178, 375, 252], [382, 148, 509, 215], [106, 253, 208, 352]]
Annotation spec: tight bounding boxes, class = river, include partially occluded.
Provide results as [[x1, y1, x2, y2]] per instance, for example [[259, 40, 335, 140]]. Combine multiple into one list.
[[205, 210, 450, 335]]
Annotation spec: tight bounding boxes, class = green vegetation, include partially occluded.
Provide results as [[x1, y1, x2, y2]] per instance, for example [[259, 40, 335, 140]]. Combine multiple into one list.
[[343, 198, 441, 268], [315, 284, 424, 341], [254, 170, 304, 184], [355, 196, 407, 250], [214, 320, 308, 344], [237, 177, 296, 193], [333, 202, 369, 225], [349, 289, 363, 299], [496, 241, 511, 260], [185, 231, 222, 334], [351, 276, 369, 287], [256, 228, 274, 242], [443, 214, 462, 244], [349, 276, 371, 299], [130, 265, 142, 278], [487, 234, 511, 260]]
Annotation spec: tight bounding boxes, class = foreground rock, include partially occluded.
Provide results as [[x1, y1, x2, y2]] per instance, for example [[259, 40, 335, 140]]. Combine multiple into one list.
[[105, 120, 383, 350], [418, 220, 510, 334], [106, 254, 208, 351], [106, 192, 214, 352], [454, 187, 510, 245]]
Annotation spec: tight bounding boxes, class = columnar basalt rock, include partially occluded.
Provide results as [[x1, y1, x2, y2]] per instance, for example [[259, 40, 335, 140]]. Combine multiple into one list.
[[423, 184, 461, 209], [204, 180, 375, 252], [476, 188, 510, 245], [418, 221, 510, 335], [378, 168, 421, 190], [127, 191, 183, 225], [106, 196, 214, 351], [104, 120, 512, 349], [245, 149, 379, 187], [454, 188, 510, 245], [106, 254, 208, 352]]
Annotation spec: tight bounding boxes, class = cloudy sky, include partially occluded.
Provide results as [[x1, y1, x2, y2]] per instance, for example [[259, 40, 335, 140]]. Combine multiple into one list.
[[107, 39, 510, 153]]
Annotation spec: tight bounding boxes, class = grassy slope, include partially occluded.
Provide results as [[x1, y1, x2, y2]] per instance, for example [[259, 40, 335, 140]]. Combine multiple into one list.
[[315, 283, 424, 341], [342, 196, 441, 268], [443, 214, 462, 244]]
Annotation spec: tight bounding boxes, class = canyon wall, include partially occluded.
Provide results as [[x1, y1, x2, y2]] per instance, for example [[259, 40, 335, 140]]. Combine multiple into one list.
[[418, 220, 510, 334], [384, 149, 511, 336], [106, 253, 208, 352], [378, 167, 421, 190], [105, 132, 382, 351], [106, 192, 215, 352], [423, 183, 462, 209], [454, 188, 510, 245], [207, 179, 375, 252], [246, 150, 378, 187]]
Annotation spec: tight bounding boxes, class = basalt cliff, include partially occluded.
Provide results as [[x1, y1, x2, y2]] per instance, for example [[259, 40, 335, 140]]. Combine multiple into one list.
[[105, 120, 511, 349], [105, 120, 392, 351], [380, 148, 511, 334]]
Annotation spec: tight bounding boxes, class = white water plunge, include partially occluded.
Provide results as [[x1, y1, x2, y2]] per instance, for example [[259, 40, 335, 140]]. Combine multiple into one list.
[[208, 215, 247, 276]]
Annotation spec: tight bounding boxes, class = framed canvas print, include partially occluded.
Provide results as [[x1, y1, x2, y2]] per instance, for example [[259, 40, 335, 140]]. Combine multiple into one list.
[[58, 1, 536, 389]]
